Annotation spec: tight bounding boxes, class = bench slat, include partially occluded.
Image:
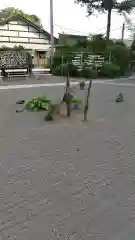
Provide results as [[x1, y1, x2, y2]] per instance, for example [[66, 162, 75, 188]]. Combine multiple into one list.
[[5, 69, 27, 73]]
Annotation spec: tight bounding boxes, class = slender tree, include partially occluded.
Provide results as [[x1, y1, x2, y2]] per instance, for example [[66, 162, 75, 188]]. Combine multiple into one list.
[[76, 0, 135, 39], [84, 80, 92, 121]]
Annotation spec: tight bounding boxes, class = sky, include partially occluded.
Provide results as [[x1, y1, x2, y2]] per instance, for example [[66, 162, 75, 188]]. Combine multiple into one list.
[[0, 0, 134, 39]]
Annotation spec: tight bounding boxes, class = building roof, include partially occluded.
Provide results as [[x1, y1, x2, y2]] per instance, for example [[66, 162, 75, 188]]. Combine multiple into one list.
[[59, 33, 88, 39], [0, 14, 56, 40]]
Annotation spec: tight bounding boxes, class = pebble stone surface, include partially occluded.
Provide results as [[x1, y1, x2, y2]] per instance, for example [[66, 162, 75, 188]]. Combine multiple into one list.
[[0, 83, 135, 239]]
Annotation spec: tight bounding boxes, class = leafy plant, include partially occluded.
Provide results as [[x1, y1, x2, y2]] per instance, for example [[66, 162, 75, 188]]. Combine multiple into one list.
[[25, 95, 51, 111], [107, 44, 130, 74], [52, 66, 61, 76], [82, 67, 98, 78], [72, 97, 82, 103], [0, 7, 41, 26], [71, 97, 83, 110], [99, 63, 120, 78]]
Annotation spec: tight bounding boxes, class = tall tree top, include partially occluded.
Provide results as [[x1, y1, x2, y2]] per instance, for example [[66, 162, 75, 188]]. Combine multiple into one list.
[[0, 7, 41, 26], [76, 0, 135, 14]]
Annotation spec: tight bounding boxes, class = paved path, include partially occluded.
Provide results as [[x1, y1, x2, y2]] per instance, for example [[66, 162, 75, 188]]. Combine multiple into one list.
[[1, 78, 135, 90], [0, 84, 135, 239]]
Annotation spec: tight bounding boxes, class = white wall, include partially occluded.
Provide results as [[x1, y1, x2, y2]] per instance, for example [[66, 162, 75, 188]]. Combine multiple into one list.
[[29, 38, 49, 44], [0, 30, 18, 36], [0, 42, 50, 51], [9, 37, 29, 43], [19, 31, 40, 38], [0, 24, 8, 30], [0, 20, 50, 49], [9, 24, 28, 31]]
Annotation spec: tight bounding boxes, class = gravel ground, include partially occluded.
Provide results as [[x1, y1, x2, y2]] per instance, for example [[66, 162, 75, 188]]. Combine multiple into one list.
[[0, 84, 135, 239]]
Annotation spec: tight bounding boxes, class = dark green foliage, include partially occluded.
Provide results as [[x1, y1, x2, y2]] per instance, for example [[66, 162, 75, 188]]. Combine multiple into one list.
[[99, 63, 120, 78], [52, 61, 122, 78], [53, 35, 131, 78], [52, 66, 61, 76], [52, 63, 99, 79], [107, 43, 130, 73], [52, 62, 79, 77], [82, 67, 98, 78]]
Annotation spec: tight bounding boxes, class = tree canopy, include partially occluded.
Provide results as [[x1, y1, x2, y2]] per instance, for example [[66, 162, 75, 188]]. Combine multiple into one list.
[[0, 7, 41, 26], [76, 0, 135, 39]]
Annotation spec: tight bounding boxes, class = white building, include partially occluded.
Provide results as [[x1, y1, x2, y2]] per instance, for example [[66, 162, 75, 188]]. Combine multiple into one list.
[[0, 14, 53, 66]]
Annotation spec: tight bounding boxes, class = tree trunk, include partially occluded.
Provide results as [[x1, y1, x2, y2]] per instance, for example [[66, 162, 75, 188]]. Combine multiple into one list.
[[106, 8, 112, 40], [66, 65, 71, 117], [84, 80, 92, 121]]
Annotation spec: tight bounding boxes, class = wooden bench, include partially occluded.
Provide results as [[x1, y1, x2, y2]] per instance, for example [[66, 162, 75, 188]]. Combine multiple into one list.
[[32, 68, 51, 79], [5, 69, 28, 80]]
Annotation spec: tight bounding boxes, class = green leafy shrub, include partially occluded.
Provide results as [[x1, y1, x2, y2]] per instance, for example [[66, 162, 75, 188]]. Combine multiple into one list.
[[25, 95, 51, 111], [52, 66, 61, 76], [52, 56, 63, 67], [71, 97, 83, 110], [52, 63, 79, 77], [71, 97, 82, 103], [82, 67, 98, 78], [106, 44, 130, 74], [68, 64, 79, 77], [60, 63, 68, 76], [99, 63, 120, 78]]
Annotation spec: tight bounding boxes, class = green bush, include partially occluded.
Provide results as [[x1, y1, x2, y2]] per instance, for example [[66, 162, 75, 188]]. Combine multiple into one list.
[[52, 56, 63, 67], [60, 63, 68, 76], [52, 66, 61, 76], [82, 67, 98, 79], [99, 63, 120, 78], [106, 44, 130, 73], [52, 63, 79, 77], [69, 64, 80, 77], [25, 95, 51, 111], [52, 62, 99, 79], [72, 97, 82, 103]]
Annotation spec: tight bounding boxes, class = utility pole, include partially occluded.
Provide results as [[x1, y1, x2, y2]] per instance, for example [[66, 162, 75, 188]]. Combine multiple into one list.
[[50, 0, 54, 64], [121, 23, 125, 42]]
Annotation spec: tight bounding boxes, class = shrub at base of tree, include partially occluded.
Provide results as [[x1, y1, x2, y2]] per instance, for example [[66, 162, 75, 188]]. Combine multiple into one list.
[[98, 63, 121, 78], [82, 67, 98, 79], [52, 62, 121, 79]]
